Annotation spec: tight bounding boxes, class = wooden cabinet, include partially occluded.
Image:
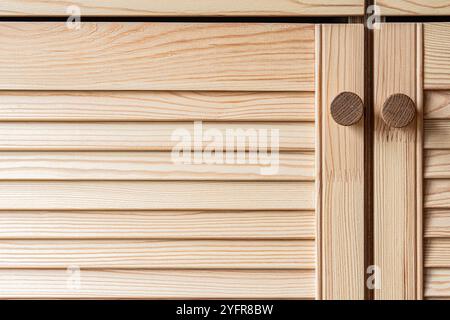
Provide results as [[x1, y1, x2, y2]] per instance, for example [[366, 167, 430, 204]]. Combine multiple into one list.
[[0, 1, 449, 300]]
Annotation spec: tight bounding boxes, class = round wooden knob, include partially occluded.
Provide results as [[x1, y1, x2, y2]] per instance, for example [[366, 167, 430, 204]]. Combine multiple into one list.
[[330, 92, 364, 126], [382, 93, 416, 128]]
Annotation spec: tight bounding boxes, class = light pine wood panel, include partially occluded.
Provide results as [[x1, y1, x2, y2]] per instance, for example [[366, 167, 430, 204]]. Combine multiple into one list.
[[0, 210, 315, 239], [425, 120, 450, 149], [425, 91, 450, 119], [425, 268, 450, 298], [424, 23, 450, 90], [0, 122, 313, 151], [425, 150, 450, 179], [0, 240, 314, 269], [0, 181, 314, 210], [0, 269, 315, 299], [0, 23, 314, 91], [425, 179, 450, 208], [376, 1, 450, 16], [0, 151, 314, 181], [0, 0, 363, 16], [0, 91, 315, 122], [320, 24, 365, 300], [425, 239, 450, 267], [425, 209, 450, 237], [374, 24, 419, 300]]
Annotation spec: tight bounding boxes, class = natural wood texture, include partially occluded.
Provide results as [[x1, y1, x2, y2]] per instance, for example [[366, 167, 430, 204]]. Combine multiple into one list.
[[0, 240, 314, 269], [416, 23, 424, 300], [0, 269, 315, 299], [0, 122, 314, 151], [374, 24, 419, 300], [382, 93, 416, 128], [0, 151, 314, 181], [314, 24, 323, 300], [0, 181, 314, 210], [425, 209, 450, 237], [425, 120, 450, 149], [321, 24, 365, 300], [0, 23, 315, 91], [0, 91, 315, 122], [425, 239, 450, 267], [376, 0, 450, 16], [425, 179, 450, 208], [424, 91, 450, 119], [0, 210, 315, 240], [425, 268, 450, 298], [425, 150, 450, 179], [0, 0, 364, 16], [424, 23, 450, 90], [330, 91, 364, 126]]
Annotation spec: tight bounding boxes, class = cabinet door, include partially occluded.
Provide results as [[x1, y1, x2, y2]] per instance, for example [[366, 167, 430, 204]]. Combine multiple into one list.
[[373, 22, 450, 300]]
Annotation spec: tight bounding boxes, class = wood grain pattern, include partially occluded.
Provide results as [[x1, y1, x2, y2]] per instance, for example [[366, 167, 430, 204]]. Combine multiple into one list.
[[374, 24, 418, 300], [425, 120, 450, 149], [0, 23, 315, 91], [0, 122, 314, 151], [425, 179, 450, 208], [425, 239, 450, 267], [425, 268, 450, 298], [0, 240, 314, 269], [381, 93, 416, 128], [0, 181, 315, 210], [425, 150, 450, 179], [425, 209, 450, 237], [0, 91, 315, 122], [321, 24, 365, 300], [0, 210, 315, 240], [424, 91, 450, 119], [376, 0, 450, 16], [0, 269, 315, 299], [0, 151, 315, 181], [424, 23, 450, 90], [0, 0, 364, 17]]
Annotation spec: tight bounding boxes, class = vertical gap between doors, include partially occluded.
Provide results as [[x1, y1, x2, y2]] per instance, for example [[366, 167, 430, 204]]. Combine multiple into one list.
[[364, 0, 375, 301]]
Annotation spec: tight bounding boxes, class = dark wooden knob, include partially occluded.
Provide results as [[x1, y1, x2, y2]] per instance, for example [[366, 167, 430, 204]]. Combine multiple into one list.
[[382, 93, 416, 128], [330, 92, 364, 126]]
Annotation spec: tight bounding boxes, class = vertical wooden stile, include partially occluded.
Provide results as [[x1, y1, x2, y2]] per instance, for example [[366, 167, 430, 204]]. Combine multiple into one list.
[[373, 23, 421, 300], [321, 24, 365, 300]]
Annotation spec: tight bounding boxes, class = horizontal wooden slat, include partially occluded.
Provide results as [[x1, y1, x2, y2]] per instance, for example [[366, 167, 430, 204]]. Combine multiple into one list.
[[0, 210, 315, 239], [0, 269, 314, 299], [425, 150, 450, 179], [0, 91, 315, 122], [425, 209, 450, 238], [0, 181, 314, 210], [0, 240, 314, 269], [0, 23, 314, 91], [425, 179, 450, 209], [376, 1, 450, 16], [425, 91, 450, 119], [0, 0, 363, 17], [425, 268, 450, 298], [424, 120, 450, 149], [0, 122, 314, 151], [0, 151, 314, 181], [425, 23, 450, 90], [425, 239, 450, 267]]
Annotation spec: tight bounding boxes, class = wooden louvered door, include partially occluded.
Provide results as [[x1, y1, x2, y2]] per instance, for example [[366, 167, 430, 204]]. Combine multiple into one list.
[[0, 20, 372, 300], [372, 22, 450, 300]]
